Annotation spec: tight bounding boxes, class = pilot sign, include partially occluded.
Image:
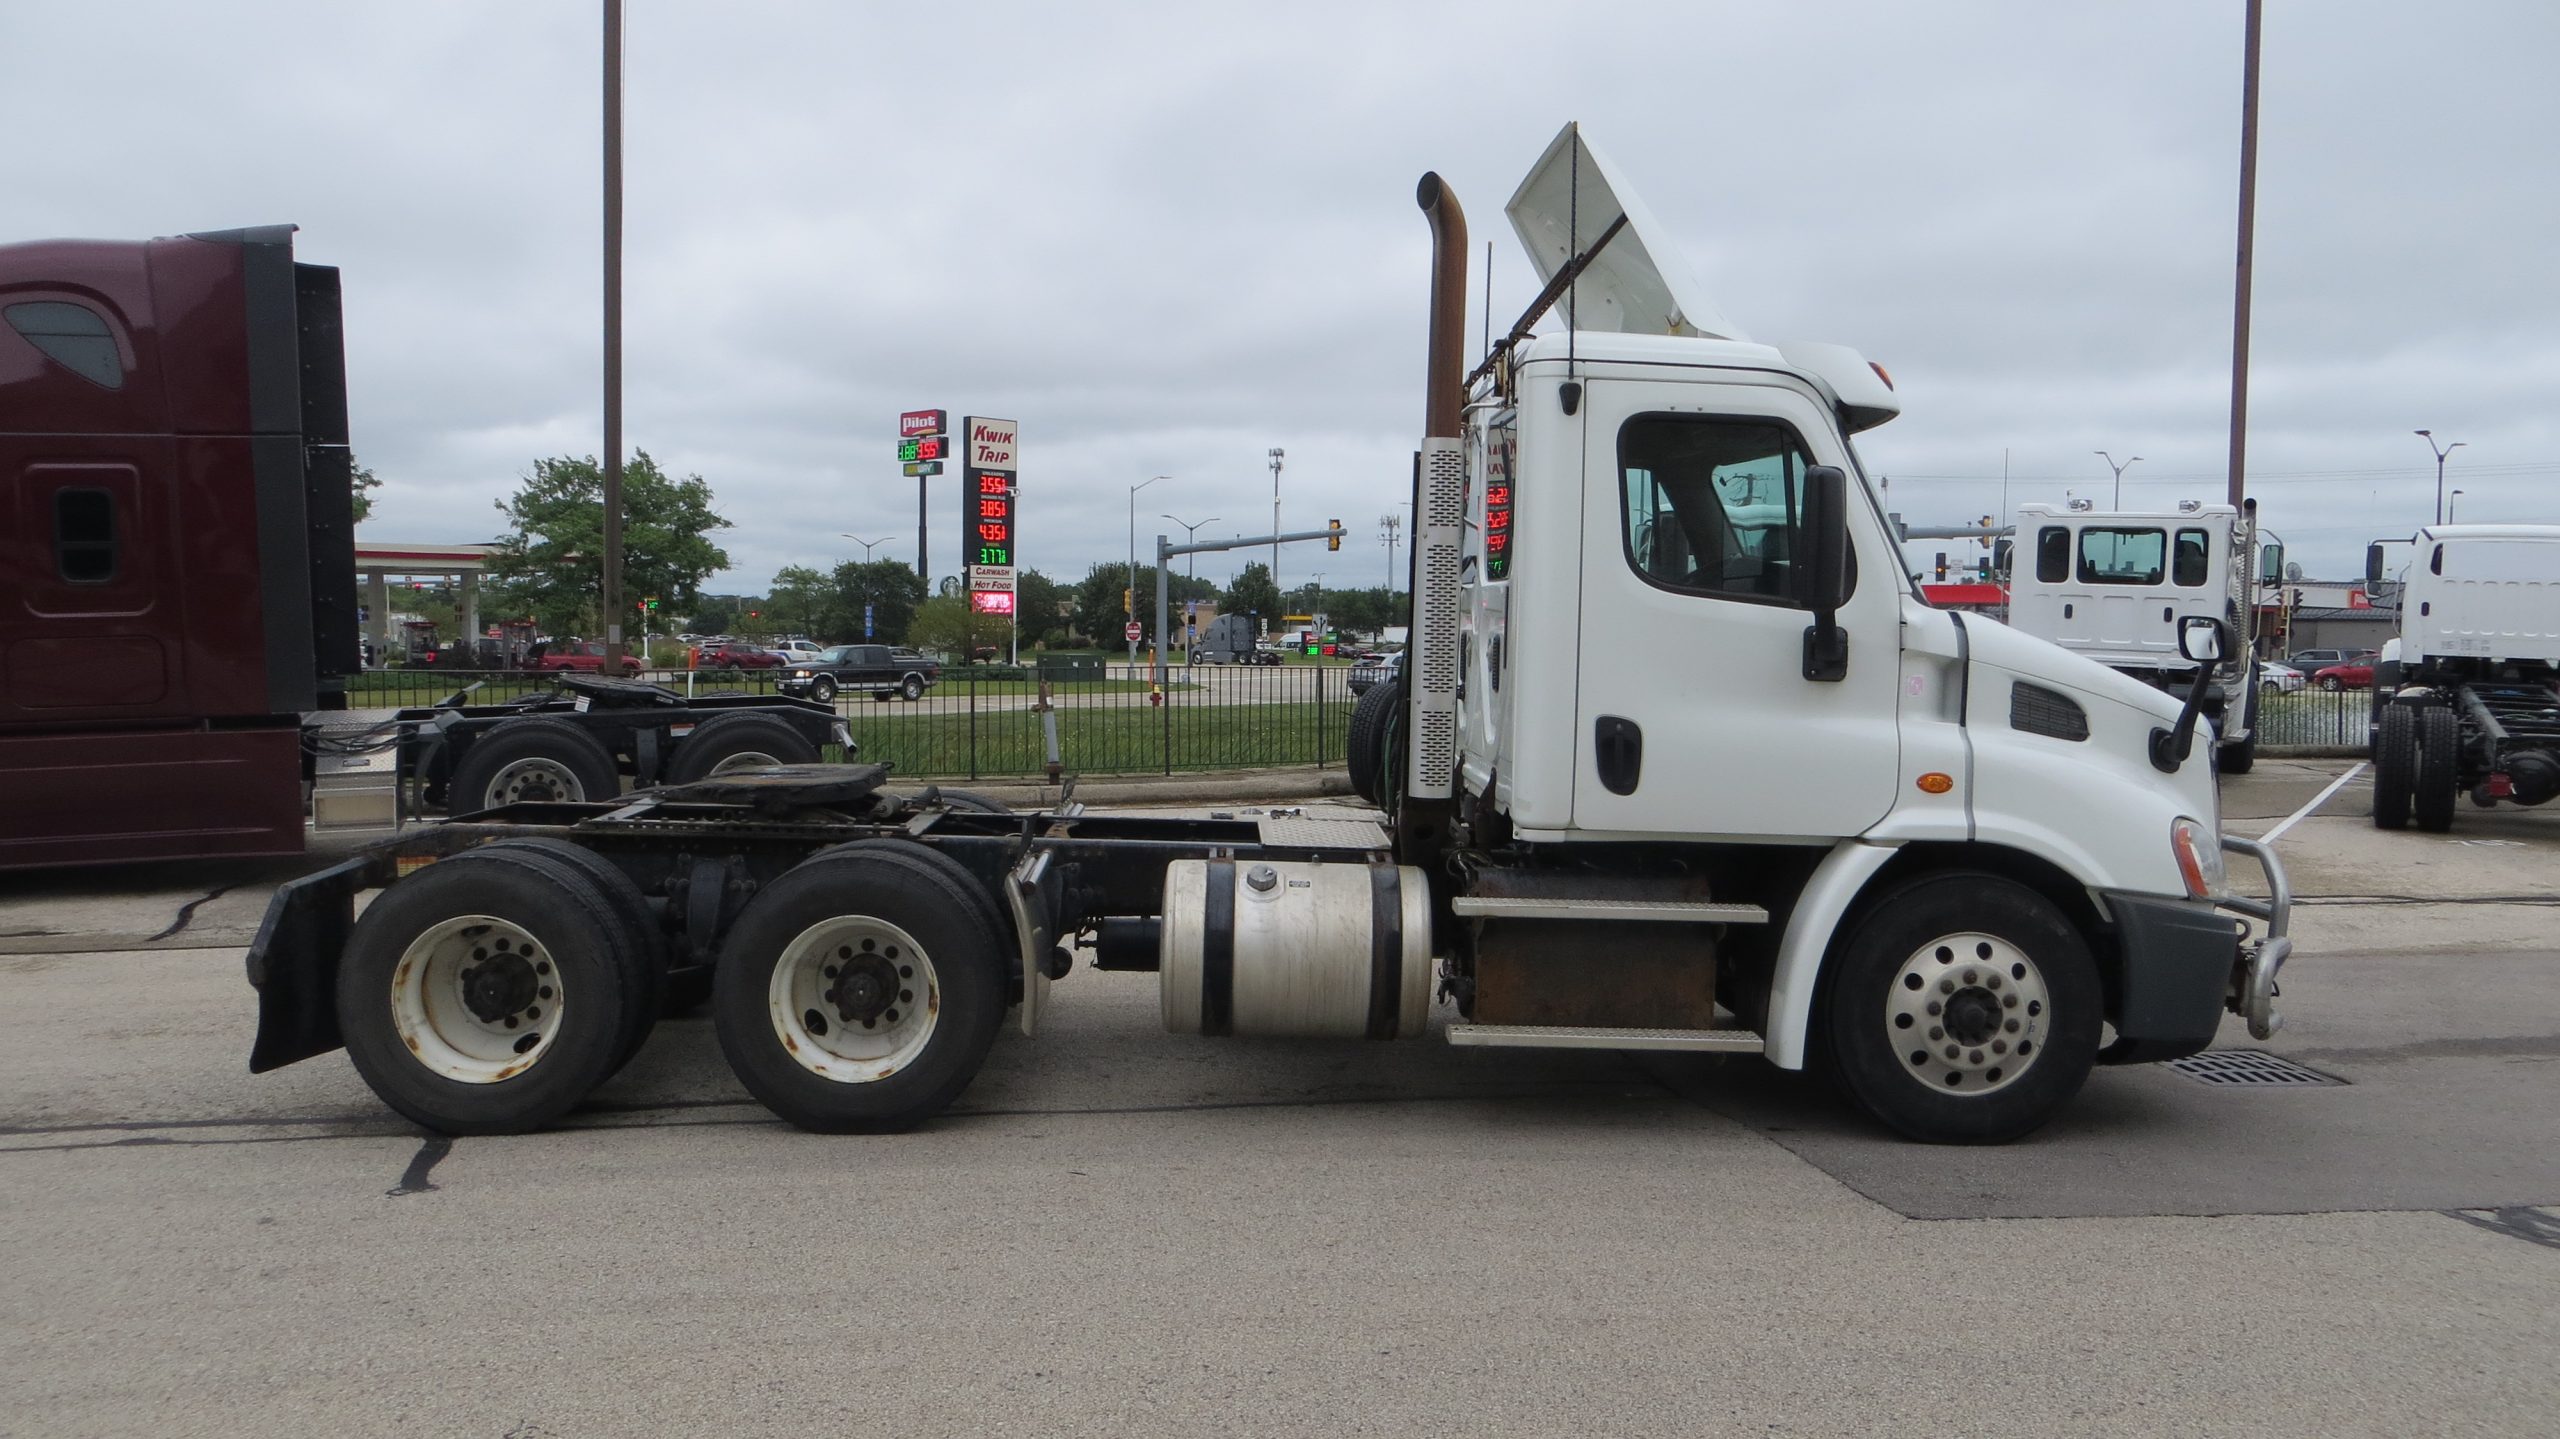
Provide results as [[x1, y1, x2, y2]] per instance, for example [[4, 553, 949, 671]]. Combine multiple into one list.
[[961, 417, 1020, 615]]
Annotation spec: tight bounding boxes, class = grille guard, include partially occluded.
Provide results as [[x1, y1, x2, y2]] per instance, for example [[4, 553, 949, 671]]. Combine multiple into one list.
[[2215, 834, 2293, 1040]]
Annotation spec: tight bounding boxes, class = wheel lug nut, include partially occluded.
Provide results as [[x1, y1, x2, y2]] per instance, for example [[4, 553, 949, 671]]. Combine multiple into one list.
[[1962, 969, 1978, 985], [2004, 1018, 2020, 1033], [1928, 1027, 1944, 1041], [1926, 1001, 1942, 1016], [1968, 1049, 1984, 1065], [1943, 1045, 1960, 1060], [1939, 978, 1955, 994], [2003, 994, 2018, 1009], [1992, 1040, 2008, 1055], [1987, 975, 2002, 989]]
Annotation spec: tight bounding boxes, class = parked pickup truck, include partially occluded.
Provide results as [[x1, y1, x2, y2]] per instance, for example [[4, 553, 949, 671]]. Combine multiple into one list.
[[778, 644, 941, 702], [532, 640, 643, 675]]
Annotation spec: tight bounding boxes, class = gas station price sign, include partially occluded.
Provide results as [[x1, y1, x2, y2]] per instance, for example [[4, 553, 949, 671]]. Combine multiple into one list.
[[972, 472, 1014, 567], [898, 434, 951, 463], [961, 416, 1021, 615]]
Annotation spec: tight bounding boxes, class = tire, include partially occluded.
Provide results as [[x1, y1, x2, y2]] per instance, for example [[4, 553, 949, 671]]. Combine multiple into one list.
[[470, 838, 668, 1070], [2414, 705, 2460, 833], [1346, 675, 1402, 806], [447, 717, 619, 814], [1820, 872, 2101, 1145], [2220, 670, 2257, 775], [810, 675, 838, 703], [666, 711, 822, 784], [335, 847, 648, 1134], [712, 842, 1009, 1133], [2373, 703, 2415, 831], [900, 674, 926, 701], [2320, 675, 2344, 692]]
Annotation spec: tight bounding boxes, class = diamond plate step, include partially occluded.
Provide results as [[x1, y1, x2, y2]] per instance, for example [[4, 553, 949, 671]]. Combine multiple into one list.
[[1449, 896, 1768, 923], [1444, 1023, 1766, 1053]]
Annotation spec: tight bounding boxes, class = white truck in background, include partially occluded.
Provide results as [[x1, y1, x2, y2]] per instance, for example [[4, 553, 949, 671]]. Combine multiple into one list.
[[2005, 500, 2276, 773], [2366, 524, 2560, 831], [246, 123, 2292, 1147]]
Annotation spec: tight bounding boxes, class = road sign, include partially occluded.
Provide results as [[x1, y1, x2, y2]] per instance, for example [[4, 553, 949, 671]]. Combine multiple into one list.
[[899, 409, 947, 439], [864, 601, 875, 638], [965, 417, 1019, 470], [1124, 621, 1143, 643], [902, 460, 943, 478]]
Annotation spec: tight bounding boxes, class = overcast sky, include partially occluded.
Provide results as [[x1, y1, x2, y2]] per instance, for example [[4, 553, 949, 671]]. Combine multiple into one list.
[[10, 1, 2556, 592]]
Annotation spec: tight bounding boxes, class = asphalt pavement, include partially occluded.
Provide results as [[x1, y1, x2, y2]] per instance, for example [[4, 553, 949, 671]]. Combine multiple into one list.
[[3, 761, 2555, 1437]]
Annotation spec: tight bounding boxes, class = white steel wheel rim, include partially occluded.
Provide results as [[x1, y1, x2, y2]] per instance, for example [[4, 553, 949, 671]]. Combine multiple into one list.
[[483, 756, 587, 806], [706, 749, 785, 777], [1884, 931, 2051, 1096], [391, 914, 566, 1083], [767, 916, 940, 1083]]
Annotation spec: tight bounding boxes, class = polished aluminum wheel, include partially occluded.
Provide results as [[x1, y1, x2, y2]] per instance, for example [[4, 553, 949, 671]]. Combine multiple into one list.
[[480, 756, 589, 806], [1883, 930, 2051, 1096]]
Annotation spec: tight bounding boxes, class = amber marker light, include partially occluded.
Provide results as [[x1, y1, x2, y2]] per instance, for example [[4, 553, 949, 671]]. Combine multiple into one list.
[[1916, 772, 1954, 794]]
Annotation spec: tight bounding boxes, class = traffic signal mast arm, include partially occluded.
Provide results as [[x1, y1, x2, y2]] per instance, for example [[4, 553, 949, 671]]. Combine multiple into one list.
[[1151, 523, 1349, 684]]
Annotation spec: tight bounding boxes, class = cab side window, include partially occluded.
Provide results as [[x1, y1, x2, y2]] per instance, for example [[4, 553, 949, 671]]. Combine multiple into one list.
[[6, 301, 125, 390], [2036, 527, 2070, 583], [2172, 528, 2209, 587], [2077, 527, 2165, 586], [1617, 415, 1845, 606]]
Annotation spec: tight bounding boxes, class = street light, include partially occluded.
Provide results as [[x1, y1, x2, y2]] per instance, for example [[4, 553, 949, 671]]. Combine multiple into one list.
[[840, 533, 898, 564], [2094, 451, 2143, 508], [2416, 430, 2465, 525], [1162, 513, 1221, 583], [1128, 475, 1166, 665], [1267, 447, 1285, 616], [2449, 488, 2465, 522]]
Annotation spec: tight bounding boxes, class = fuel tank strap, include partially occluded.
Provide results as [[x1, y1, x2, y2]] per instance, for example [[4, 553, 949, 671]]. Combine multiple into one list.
[[1366, 864, 1402, 1039], [1200, 858, 1235, 1036]]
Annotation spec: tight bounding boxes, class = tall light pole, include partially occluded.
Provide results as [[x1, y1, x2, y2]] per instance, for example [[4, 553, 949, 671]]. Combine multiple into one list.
[[599, 0, 626, 667], [1128, 475, 1165, 666], [2416, 430, 2464, 525], [2449, 488, 2465, 522], [1378, 512, 1402, 592], [1267, 447, 1285, 626], [1162, 513, 1220, 582], [2095, 451, 2143, 508], [840, 533, 897, 564]]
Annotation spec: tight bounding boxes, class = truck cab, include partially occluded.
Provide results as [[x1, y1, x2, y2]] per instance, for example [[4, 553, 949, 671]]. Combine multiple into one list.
[[2365, 524, 2560, 830]]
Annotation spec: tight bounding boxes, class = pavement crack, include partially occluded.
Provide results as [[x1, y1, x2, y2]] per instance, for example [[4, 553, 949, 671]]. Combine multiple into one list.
[[144, 882, 240, 943], [386, 1134, 453, 1196]]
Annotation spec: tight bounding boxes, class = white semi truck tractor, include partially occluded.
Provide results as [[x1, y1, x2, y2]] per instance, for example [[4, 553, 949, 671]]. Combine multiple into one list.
[[247, 125, 2291, 1145], [2005, 499, 2276, 773], [2366, 524, 2560, 831]]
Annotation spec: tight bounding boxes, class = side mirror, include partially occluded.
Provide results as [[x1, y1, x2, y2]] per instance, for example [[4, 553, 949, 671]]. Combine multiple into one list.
[[1795, 465, 1853, 614], [2177, 615, 2227, 664], [1796, 465, 1852, 681], [2259, 542, 2284, 585], [2365, 542, 2386, 590]]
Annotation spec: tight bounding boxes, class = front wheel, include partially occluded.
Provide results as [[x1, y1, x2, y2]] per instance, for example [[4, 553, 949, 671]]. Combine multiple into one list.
[[1821, 873, 2101, 1144], [900, 675, 926, 701], [712, 842, 1008, 1133], [2320, 676, 2344, 692], [809, 675, 838, 703]]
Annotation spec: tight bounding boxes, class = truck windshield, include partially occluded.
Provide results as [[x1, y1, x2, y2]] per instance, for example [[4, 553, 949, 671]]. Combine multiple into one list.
[[2077, 527, 2165, 585]]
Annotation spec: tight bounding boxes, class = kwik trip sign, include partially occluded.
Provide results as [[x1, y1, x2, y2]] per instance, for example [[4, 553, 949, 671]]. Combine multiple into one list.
[[962, 416, 1018, 616]]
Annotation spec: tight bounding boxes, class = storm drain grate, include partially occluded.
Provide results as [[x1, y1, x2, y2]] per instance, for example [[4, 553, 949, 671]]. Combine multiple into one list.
[[2165, 1050, 2346, 1087]]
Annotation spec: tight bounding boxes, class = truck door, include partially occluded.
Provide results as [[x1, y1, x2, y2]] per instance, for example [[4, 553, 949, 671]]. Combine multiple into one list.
[[1571, 381, 1901, 838]]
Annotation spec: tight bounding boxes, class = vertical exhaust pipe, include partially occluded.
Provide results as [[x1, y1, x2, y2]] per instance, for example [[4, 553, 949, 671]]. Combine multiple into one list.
[[1416, 173, 1469, 439]]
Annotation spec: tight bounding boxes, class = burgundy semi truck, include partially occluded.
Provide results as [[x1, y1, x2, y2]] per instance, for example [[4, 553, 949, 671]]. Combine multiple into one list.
[[0, 227, 842, 870]]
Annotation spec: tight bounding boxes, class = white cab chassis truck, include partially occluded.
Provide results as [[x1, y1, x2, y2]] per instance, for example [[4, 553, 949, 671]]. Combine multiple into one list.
[[2005, 500, 2271, 774], [2366, 525, 2560, 831], [245, 125, 2290, 1145]]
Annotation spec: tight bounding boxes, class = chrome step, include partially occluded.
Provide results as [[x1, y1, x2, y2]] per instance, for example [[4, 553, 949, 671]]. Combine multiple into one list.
[[1444, 1023, 1765, 1053], [1449, 896, 1768, 923]]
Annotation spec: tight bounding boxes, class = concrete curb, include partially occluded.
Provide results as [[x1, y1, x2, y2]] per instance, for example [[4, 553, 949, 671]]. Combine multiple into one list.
[[909, 765, 1356, 808], [2261, 746, 2367, 759]]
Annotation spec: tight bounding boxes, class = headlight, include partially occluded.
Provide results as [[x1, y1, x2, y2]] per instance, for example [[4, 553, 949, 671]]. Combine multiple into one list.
[[792, 669, 812, 678], [2170, 817, 2227, 899]]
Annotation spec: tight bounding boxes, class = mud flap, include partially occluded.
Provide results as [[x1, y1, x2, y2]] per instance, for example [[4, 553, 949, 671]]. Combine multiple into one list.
[[1007, 849, 1059, 1037], [245, 857, 367, 1072]]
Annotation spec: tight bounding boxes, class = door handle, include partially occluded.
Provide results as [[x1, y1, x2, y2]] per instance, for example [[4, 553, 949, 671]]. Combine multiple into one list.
[[1593, 715, 1643, 796]]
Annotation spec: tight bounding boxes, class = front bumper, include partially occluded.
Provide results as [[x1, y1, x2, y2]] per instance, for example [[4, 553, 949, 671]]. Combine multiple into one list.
[[2096, 835, 2293, 1063]]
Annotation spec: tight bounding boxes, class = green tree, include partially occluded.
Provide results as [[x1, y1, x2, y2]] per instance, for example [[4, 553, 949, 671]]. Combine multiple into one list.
[[768, 565, 832, 637], [1222, 561, 1281, 633], [906, 594, 1013, 660], [350, 457, 381, 524], [488, 451, 732, 636], [688, 598, 740, 635], [828, 559, 929, 644], [1014, 568, 1066, 646], [1069, 560, 1216, 646]]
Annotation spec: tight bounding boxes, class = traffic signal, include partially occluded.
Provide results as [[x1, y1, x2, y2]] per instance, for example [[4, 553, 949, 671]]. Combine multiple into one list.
[[1328, 519, 1341, 552], [1123, 588, 1134, 613], [1934, 551, 1948, 581], [1978, 517, 1995, 549]]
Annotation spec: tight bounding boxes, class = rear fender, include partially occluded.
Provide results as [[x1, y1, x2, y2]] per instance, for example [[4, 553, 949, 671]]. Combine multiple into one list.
[[245, 857, 369, 1072]]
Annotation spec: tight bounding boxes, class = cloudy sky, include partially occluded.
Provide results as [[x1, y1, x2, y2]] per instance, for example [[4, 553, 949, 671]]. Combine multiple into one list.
[[10, 1, 2556, 592]]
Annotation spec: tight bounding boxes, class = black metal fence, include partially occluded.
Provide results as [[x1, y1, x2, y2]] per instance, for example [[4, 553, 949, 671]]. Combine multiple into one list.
[[2253, 684, 2373, 748], [337, 664, 1364, 779]]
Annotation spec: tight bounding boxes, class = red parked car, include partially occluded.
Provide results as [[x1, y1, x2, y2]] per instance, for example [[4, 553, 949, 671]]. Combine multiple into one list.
[[691, 639, 784, 671], [2312, 656, 2377, 691], [533, 640, 642, 675]]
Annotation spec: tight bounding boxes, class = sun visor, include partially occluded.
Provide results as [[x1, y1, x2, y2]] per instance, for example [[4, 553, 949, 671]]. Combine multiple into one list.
[[1505, 123, 1745, 342]]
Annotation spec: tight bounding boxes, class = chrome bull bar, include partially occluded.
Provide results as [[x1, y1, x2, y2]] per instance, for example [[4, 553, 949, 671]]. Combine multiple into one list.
[[2216, 835, 2293, 1040]]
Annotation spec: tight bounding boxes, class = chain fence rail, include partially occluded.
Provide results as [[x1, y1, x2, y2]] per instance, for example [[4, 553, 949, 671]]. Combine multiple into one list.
[[336, 664, 1362, 778]]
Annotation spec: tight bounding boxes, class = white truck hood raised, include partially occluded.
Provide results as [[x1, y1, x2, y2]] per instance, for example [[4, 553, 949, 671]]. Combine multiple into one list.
[[1506, 122, 1745, 341]]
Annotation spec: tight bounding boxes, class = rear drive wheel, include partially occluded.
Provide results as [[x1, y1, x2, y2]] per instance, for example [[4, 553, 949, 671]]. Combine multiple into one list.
[[336, 848, 647, 1134], [470, 839, 667, 1070], [1822, 873, 2101, 1144], [809, 674, 838, 703], [666, 711, 822, 784], [2414, 705, 2461, 832], [2373, 703, 2415, 830], [446, 718, 619, 814], [900, 674, 926, 701], [1345, 675, 1401, 805], [712, 843, 1008, 1132]]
